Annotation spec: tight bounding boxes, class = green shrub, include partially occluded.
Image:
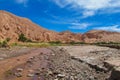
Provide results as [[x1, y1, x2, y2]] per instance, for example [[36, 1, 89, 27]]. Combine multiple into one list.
[[76, 42, 86, 44], [18, 33, 32, 42], [0, 38, 10, 48], [69, 41, 86, 45], [69, 41, 75, 45], [49, 41, 61, 44], [2, 40, 7, 47], [6, 38, 11, 42], [18, 33, 27, 42], [11, 43, 18, 46]]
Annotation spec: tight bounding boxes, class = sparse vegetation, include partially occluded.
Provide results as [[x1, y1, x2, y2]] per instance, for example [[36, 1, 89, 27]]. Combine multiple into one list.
[[11, 42, 50, 47], [69, 41, 86, 45], [18, 33, 32, 42], [10, 41, 87, 47], [5, 70, 13, 77], [18, 33, 27, 42], [0, 38, 10, 48], [11, 43, 18, 47], [49, 41, 62, 46], [6, 38, 11, 42], [93, 42, 120, 49]]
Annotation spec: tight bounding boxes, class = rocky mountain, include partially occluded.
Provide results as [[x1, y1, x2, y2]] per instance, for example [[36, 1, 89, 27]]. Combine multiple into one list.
[[0, 10, 120, 43], [0, 10, 59, 42], [0, 10, 82, 43], [82, 30, 120, 43]]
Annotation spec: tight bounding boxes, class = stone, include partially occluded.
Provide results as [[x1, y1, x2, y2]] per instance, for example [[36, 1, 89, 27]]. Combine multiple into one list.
[[109, 67, 120, 80], [0, 57, 4, 60], [29, 56, 34, 60], [14, 72, 22, 77], [53, 71, 59, 75], [26, 60, 32, 64], [57, 74, 65, 78], [27, 73, 34, 77], [104, 59, 120, 71], [89, 76, 94, 80], [28, 69, 34, 73], [16, 68, 23, 72], [51, 53, 55, 56], [47, 71, 53, 75], [35, 71, 40, 75], [60, 48, 64, 51]]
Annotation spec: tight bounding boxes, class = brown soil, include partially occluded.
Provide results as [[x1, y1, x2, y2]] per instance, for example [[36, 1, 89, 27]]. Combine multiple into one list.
[[0, 48, 52, 80], [0, 46, 119, 80]]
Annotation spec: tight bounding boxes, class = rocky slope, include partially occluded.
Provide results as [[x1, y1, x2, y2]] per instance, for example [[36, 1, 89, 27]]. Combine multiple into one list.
[[0, 10, 120, 43], [0, 10, 60, 42], [82, 30, 120, 43], [58, 31, 82, 43], [0, 10, 83, 43]]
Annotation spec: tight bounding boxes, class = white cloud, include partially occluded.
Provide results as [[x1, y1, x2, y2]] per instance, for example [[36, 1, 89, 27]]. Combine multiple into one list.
[[53, 0, 120, 17], [53, 0, 68, 8], [94, 25, 120, 32], [82, 10, 95, 18], [69, 23, 90, 29], [15, 0, 28, 7]]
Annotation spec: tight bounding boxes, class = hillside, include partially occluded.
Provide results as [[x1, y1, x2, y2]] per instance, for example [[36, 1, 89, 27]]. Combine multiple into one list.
[[0, 10, 120, 43], [82, 30, 120, 43]]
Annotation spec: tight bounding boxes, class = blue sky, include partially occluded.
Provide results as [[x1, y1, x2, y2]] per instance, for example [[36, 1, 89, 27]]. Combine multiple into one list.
[[0, 0, 120, 33]]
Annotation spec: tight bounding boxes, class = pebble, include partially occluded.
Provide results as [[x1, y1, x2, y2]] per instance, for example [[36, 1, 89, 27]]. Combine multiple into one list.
[[14, 72, 22, 77], [0, 57, 4, 60], [47, 71, 53, 75], [89, 76, 95, 80], [26, 60, 32, 63], [57, 74, 65, 78], [35, 71, 40, 75], [16, 68, 23, 72], [28, 69, 34, 73], [51, 53, 55, 56], [27, 73, 34, 77], [29, 56, 34, 60]]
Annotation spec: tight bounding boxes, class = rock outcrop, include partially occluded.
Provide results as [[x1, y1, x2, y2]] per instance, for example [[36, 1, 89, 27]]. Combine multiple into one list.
[[82, 30, 120, 43], [104, 59, 120, 80]]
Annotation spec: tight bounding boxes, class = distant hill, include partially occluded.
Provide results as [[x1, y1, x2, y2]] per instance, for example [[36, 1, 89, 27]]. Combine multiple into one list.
[[82, 30, 120, 43], [0, 10, 120, 43]]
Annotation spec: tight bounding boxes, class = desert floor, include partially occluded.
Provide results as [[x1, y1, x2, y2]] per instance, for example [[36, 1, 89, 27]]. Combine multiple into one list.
[[0, 45, 119, 80]]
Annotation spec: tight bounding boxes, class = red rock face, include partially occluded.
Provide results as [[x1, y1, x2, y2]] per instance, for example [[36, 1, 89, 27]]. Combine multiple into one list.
[[0, 10, 120, 43], [0, 10, 82, 43], [82, 30, 120, 43], [58, 31, 82, 43]]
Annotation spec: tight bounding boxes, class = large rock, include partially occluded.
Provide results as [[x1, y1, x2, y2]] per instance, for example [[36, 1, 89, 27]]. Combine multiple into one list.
[[109, 67, 120, 80], [104, 59, 120, 80], [104, 59, 120, 70]]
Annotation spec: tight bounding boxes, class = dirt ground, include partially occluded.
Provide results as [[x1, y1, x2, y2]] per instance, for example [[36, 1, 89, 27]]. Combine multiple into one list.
[[0, 45, 119, 80]]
